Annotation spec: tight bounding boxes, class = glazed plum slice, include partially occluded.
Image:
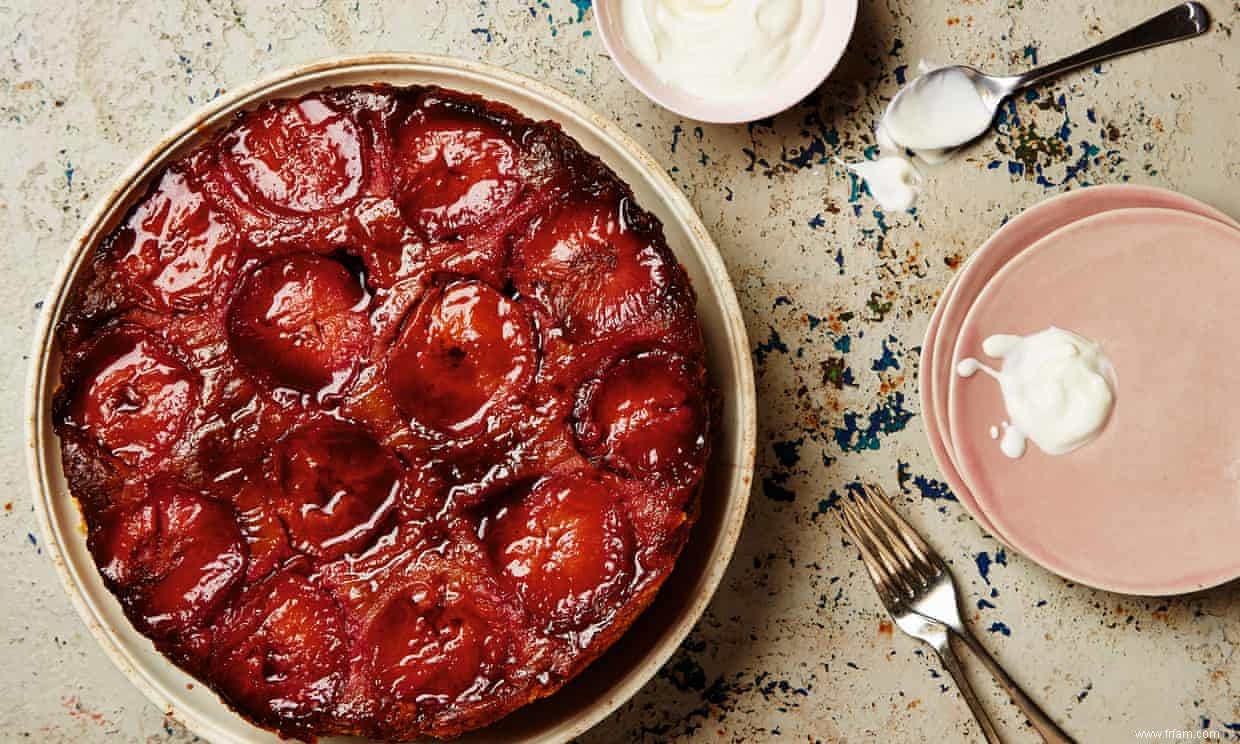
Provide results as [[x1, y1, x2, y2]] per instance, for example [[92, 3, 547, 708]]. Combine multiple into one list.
[[222, 96, 365, 214], [62, 325, 197, 467], [393, 114, 523, 241], [212, 571, 348, 732], [107, 169, 239, 312], [387, 279, 536, 434], [232, 481, 294, 583], [92, 486, 245, 638], [273, 418, 401, 560], [574, 352, 707, 483], [360, 548, 515, 714], [226, 254, 370, 395], [512, 199, 678, 341], [485, 473, 634, 632]]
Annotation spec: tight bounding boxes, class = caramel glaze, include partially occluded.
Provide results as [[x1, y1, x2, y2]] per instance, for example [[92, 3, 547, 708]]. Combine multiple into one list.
[[52, 84, 711, 741]]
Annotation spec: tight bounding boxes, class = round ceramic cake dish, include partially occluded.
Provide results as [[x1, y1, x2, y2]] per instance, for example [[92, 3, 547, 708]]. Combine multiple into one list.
[[26, 55, 756, 744], [593, 0, 858, 124]]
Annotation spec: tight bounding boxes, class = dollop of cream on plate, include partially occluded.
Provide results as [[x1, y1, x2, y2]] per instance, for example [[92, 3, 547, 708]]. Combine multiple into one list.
[[957, 327, 1116, 458], [620, 0, 823, 102]]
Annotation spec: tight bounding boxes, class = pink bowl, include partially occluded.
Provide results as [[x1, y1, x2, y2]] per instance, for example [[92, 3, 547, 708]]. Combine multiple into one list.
[[593, 0, 858, 124]]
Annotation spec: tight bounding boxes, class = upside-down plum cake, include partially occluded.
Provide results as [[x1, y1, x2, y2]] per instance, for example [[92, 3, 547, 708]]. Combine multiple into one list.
[[52, 84, 711, 741]]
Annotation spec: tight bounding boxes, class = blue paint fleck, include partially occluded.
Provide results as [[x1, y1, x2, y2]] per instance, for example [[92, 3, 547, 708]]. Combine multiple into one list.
[[471, 27, 493, 42], [754, 328, 789, 366], [871, 337, 900, 372], [987, 621, 1012, 636], [872, 209, 890, 235], [812, 493, 840, 521], [914, 475, 953, 501], [808, 213, 826, 229], [845, 171, 864, 203], [65, 163, 74, 188], [1023, 45, 1039, 64], [569, 0, 591, 22], [976, 552, 993, 583], [832, 393, 914, 453], [833, 335, 850, 353], [671, 124, 684, 153], [977, 599, 996, 610], [763, 475, 796, 502], [772, 438, 803, 467], [784, 137, 827, 169], [975, 549, 1008, 584], [894, 65, 908, 85], [897, 462, 957, 501]]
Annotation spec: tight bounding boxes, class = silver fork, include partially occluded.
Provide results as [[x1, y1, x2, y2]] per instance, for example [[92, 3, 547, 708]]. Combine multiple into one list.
[[836, 483, 1075, 744]]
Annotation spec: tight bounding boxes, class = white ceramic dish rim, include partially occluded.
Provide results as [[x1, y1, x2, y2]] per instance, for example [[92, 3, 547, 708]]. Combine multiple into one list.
[[24, 53, 756, 743], [592, 0, 859, 124]]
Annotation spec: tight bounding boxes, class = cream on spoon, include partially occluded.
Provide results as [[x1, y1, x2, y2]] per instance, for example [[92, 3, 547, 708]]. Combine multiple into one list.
[[846, 3, 1209, 210], [883, 3, 1209, 154]]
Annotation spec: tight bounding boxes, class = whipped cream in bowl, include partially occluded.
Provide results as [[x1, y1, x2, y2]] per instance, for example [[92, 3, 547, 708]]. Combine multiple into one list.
[[594, 0, 858, 123]]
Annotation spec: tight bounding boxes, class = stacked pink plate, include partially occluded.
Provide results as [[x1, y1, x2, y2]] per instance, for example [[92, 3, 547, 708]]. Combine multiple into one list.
[[921, 184, 1240, 595]]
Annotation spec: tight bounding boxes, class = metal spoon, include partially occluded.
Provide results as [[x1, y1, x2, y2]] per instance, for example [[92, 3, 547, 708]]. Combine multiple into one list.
[[884, 1, 1210, 152]]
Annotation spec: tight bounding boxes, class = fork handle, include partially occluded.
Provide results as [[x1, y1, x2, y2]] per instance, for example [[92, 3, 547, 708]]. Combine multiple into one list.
[[952, 632, 1077, 744], [935, 639, 1003, 744]]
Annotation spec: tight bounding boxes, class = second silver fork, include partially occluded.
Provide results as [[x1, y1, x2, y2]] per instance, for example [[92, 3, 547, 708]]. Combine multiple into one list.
[[837, 483, 1074, 744]]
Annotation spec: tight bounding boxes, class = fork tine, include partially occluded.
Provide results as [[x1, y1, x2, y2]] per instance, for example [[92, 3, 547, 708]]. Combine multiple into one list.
[[837, 508, 905, 609], [836, 501, 888, 581], [835, 505, 893, 597], [862, 483, 944, 573], [839, 493, 917, 597], [848, 489, 929, 592]]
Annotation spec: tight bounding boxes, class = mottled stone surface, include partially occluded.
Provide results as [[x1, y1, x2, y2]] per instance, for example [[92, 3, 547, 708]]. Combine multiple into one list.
[[3, 1, 1240, 742]]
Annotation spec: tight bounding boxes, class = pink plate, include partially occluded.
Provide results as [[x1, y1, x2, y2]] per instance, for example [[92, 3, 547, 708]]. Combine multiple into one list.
[[920, 185, 1238, 541], [949, 208, 1240, 595], [592, 0, 858, 124]]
